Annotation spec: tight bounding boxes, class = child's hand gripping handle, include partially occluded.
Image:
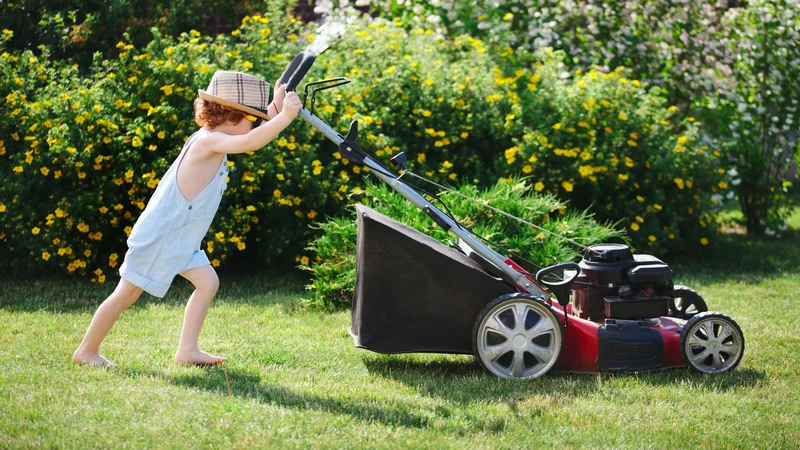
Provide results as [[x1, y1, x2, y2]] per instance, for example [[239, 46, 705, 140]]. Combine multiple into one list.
[[279, 51, 316, 93]]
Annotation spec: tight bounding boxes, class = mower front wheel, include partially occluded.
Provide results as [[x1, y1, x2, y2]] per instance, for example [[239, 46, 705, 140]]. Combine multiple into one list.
[[472, 293, 564, 380], [679, 312, 745, 374]]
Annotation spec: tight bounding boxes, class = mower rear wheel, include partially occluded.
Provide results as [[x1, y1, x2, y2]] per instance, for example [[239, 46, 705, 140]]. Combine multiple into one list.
[[669, 285, 708, 319], [473, 293, 564, 380], [679, 312, 745, 374]]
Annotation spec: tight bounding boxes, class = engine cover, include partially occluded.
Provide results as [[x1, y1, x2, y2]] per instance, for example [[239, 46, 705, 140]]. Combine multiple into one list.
[[571, 243, 672, 320]]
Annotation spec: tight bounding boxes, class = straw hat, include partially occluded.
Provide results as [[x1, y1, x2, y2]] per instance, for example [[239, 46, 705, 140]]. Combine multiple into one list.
[[198, 71, 271, 120]]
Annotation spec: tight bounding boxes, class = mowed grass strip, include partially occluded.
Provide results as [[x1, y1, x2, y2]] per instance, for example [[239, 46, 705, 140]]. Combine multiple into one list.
[[1, 226, 799, 449]]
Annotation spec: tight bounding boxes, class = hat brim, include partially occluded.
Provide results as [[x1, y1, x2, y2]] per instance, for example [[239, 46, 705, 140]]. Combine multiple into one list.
[[198, 90, 271, 121]]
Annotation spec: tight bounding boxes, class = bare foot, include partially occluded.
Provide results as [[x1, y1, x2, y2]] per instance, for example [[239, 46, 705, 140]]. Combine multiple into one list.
[[175, 348, 225, 366], [73, 350, 116, 368]]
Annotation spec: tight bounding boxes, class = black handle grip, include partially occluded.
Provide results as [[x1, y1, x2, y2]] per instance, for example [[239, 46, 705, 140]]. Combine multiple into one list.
[[279, 52, 306, 85], [279, 51, 316, 92]]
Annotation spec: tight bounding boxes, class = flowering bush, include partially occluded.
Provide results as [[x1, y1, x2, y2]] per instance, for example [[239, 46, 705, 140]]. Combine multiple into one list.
[[318, 0, 800, 236], [304, 179, 624, 310], [0, 17, 728, 282], [502, 50, 729, 251], [0, 11, 311, 280]]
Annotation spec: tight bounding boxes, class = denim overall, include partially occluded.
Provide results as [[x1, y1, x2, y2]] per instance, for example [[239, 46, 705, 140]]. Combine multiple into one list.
[[119, 129, 228, 297]]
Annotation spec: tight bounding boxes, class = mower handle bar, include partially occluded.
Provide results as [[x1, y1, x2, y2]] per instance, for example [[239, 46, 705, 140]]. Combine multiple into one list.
[[282, 51, 549, 297]]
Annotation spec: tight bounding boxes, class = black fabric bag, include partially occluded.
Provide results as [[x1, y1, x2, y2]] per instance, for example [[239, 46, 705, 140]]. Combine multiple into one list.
[[350, 205, 516, 354]]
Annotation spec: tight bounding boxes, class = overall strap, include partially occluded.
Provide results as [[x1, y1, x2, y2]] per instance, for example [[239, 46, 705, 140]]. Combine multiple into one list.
[[171, 129, 208, 171]]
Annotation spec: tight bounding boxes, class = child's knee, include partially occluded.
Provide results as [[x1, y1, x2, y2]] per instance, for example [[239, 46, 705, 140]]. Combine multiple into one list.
[[112, 280, 143, 307], [194, 270, 219, 294]]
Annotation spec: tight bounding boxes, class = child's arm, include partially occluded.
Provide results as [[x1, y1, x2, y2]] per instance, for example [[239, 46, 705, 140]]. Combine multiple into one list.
[[267, 80, 285, 120], [199, 90, 302, 155]]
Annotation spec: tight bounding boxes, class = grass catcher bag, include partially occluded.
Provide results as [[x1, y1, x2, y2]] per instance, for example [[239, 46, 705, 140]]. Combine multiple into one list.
[[350, 205, 516, 354]]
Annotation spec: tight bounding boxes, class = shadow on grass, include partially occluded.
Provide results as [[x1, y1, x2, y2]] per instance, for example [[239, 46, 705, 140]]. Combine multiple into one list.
[[118, 365, 506, 432], [362, 355, 767, 405], [0, 271, 307, 314]]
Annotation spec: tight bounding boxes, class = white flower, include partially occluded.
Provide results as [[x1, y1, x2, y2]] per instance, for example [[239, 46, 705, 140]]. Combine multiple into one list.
[[765, 229, 776, 236], [728, 168, 738, 177], [732, 179, 742, 185]]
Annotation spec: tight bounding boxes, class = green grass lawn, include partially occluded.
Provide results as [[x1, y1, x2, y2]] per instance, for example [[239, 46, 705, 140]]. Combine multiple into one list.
[[2, 215, 799, 449]]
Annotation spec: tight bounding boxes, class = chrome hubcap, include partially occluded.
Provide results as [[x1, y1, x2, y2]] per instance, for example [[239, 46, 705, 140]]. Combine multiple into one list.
[[478, 300, 561, 379], [685, 318, 743, 374]]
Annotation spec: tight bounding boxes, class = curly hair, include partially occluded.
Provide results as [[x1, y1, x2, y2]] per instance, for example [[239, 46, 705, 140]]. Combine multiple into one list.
[[193, 98, 248, 128]]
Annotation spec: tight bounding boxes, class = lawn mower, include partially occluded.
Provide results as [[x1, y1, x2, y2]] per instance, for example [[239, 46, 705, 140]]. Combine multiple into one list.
[[279, 51, 746, 379]]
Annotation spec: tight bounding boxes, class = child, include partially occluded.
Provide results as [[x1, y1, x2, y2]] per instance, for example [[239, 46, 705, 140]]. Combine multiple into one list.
[[73, 71, 303, 367]]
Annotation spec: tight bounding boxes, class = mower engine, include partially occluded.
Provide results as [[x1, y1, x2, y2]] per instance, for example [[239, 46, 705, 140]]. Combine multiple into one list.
[[570, 243, 673, 322]]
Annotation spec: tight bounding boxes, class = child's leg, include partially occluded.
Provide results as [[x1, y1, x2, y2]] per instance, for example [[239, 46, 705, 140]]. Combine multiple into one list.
[[73, 279, 143, 367], [174, 265, 225, 365]]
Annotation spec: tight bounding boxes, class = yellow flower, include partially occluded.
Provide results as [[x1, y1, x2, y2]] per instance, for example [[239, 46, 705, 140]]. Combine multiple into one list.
[[522, 164, 533, 174], [700, 237, 709, 246], [132, 137, 143, 147], [718, 181, 728, 189], [561, 181, 574, 192], [211, 259, 221, 267], [636, 216, 644, 223], [307, 210, 317, 219], [42, 251, 51, 261], [673, 177, 685, 189], [618, 112, 628, 121], [627, 140, 637, 147], [160, 84, 174, 95], [31, 227, 40, 235], [654, 203, 662, 211], [237, 242, 246, 251], [636, 195, 644, 202], [552, 123, 562, 130], [300, 256, 310, 265], [534, 182, 544, 192], [422, 110, 432, 117], [273, 189, 281, 198], [618, 174, 629, 181], [648, 235, 656, 242], [0, 204, 6, 213], [631, 223, 640, 231]]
